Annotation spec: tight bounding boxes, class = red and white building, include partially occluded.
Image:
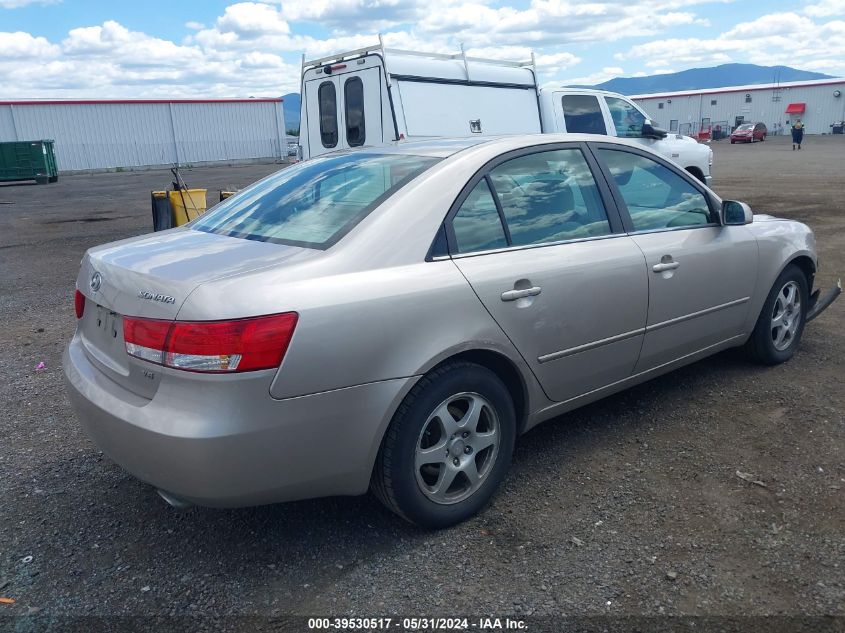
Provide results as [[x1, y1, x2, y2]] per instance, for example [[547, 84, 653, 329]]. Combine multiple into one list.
[[630, 78, 845, 137]]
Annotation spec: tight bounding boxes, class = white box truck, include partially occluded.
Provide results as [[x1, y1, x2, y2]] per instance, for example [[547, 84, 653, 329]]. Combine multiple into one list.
[[299, 42, 713, 185]]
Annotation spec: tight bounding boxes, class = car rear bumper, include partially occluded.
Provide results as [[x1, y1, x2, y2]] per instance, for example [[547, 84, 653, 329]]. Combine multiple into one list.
[[63, 333, 416, 507]]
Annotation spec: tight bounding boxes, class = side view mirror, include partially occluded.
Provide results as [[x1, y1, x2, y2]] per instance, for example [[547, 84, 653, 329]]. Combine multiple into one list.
[[722, 200, 753, 225], [642, 120, 668, 139]]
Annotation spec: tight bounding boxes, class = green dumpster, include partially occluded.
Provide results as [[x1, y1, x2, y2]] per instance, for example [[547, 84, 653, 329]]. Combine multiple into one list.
[[0, 140, 59, 184]]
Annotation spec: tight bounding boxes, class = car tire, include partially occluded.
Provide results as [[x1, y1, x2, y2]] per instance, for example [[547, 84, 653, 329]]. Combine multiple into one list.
[[731, 140, 735, 144], [744, 264, 809, 365], [371, 361, 516, 529]]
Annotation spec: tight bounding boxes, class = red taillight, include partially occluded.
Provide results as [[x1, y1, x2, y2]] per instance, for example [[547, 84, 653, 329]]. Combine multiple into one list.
[[123, 313, 298, 373], [75, 290, 85, 319]]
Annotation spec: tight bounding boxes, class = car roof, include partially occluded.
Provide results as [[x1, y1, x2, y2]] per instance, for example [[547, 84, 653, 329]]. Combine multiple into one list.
[[334, 137, 495, 158], [331, 133, 658, 159]]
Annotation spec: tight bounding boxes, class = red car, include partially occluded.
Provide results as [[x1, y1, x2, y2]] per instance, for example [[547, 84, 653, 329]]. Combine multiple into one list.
[[730, 122, 767, 143]]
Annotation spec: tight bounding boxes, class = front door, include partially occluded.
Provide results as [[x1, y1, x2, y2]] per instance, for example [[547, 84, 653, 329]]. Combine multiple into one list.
[[594, 145, 758, 372], [447, 145, 648, 403]]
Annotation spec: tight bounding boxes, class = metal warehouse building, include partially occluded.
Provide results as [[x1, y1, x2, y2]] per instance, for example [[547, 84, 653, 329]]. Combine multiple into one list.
[[631, 78, 845, 137], [0, 98, 287, 172]]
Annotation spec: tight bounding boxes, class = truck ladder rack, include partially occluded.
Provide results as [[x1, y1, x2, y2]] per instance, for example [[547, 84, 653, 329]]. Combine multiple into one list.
[[302, 40, 535, 74]]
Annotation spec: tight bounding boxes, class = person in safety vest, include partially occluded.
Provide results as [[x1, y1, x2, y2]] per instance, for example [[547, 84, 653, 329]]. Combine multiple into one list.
[[791, 119, 805, 151]]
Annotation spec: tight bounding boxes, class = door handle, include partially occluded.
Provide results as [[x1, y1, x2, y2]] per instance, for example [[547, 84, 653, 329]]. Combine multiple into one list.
[[501, 286, 542, 301], [652, 261, 680, 273]]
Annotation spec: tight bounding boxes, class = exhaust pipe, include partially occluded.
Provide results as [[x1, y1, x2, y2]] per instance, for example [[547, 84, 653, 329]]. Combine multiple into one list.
[[156, 488, 194, 510]]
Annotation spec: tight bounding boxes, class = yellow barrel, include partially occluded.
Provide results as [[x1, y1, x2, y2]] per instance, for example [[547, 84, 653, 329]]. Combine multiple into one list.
[[168, 189, 207, 226]]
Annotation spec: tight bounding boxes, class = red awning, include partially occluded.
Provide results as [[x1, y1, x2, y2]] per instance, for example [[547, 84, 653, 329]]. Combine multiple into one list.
[[785, 103, 806, 114]]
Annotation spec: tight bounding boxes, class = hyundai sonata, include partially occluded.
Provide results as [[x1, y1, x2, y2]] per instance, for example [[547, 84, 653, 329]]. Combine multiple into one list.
[[64, 134, 840, 528]]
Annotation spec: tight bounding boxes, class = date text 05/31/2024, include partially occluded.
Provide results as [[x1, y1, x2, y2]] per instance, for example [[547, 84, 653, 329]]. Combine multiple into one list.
[[307, 617, 528, 631]]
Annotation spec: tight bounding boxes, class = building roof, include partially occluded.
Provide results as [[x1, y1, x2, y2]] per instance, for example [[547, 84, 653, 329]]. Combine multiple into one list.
[[0, 98, 282, 106], [629, 77, 844, 100]]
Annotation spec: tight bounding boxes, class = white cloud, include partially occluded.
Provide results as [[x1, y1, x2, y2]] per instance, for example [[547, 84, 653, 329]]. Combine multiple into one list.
[[804, 0, 845, 17], [216, 2, 291, 37], [0, 31, 59, 58]]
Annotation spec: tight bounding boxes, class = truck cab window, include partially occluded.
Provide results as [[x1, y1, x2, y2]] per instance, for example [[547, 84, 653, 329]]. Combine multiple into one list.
[[345, 77, 366, 147], [562, 95, 607, 135], [318, 82, 338, 148], [605, 96, 646, 138]]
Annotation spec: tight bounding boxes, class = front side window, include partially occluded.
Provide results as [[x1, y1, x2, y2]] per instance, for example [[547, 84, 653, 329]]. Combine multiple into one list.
[[318, 82, 338, 148], [452, 180, 508, 254], [344, 77, 366, 147], [487, 148, 612, 246], [562, 95, 607, 135], [606, 96, 647, 138], [192, 153, 439, 249], [598, 149, 713, 232]]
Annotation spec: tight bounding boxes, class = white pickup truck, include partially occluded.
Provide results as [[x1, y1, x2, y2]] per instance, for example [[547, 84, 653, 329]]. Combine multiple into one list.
[[298, 43, 714, 185]]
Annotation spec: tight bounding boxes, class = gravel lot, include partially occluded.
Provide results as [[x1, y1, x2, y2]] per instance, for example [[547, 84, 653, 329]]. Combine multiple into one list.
[[1, 136, 843, 630]]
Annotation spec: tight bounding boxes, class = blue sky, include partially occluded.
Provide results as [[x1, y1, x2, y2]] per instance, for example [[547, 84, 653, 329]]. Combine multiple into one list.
[[2, 0, 843, 98]]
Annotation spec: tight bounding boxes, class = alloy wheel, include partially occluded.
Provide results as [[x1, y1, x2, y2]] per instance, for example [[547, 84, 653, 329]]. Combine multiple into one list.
[[414, 392, 500, 505], [771, 280, 801, 351]]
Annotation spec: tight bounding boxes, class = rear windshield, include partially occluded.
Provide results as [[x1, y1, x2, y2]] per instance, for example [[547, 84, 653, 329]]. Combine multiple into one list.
[[192, 153, 440, 249]]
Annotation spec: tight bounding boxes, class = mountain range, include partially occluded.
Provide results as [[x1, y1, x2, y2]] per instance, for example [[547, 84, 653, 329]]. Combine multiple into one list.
[[589, 63, 835, 95]]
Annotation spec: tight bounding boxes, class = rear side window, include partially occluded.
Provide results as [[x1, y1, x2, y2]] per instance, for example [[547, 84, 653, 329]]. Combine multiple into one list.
[[605, 96, 646, 137], [345, 77, 366, 147], [598, 149, 714, 231], [192, 153, 440, 249], [318, 82, 338, 148], [452, 180, 508, 253], [562, 95, 607, 135], [488, 149, 612, 246]]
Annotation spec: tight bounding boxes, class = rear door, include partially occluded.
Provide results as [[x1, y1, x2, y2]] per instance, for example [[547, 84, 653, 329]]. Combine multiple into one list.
[[447, 143, 649, 403], [303, 64, 385, 158], [341, 67, 383, 149], [592, 144, 757, 372], [305, 76, 343, 157]]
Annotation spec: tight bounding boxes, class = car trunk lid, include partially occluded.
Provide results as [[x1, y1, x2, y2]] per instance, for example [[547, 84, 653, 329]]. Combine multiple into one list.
[[76, 228, 318, 398]]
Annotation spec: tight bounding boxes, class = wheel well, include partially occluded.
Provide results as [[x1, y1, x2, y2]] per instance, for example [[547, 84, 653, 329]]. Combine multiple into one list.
[[788, 255, 816, 289], [433, 350, 528, 434], [685, 166, 706, 183]]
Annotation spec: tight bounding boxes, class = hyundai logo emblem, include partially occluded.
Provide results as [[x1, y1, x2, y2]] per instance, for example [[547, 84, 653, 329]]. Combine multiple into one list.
[[90, 272, 102, 292]]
